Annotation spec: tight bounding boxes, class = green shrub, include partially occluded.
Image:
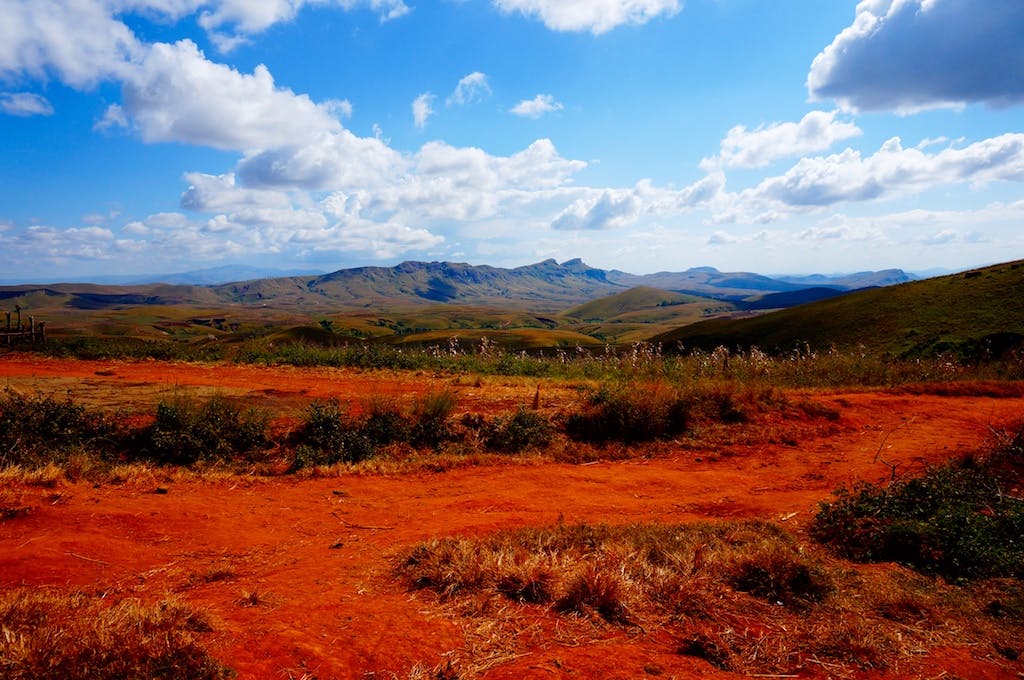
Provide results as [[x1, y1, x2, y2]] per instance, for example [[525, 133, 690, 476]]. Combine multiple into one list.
[[292, 399, 372, 467], [411, 390, 457, 448], [292, 391, 458, 469], [480, 408, 554, 453], [145, 395, 268, 466], [0, 390, 119, 467], [565, 384, 690, 443], [811, 432, 1024, 580]]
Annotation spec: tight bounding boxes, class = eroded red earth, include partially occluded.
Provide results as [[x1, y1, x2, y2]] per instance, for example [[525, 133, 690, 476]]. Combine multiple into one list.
[[1, 355, 1022, 679]]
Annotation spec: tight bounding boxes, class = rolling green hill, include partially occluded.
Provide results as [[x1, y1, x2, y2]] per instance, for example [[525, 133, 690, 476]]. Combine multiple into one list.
[[562, 286, 704, 321], [652, 260, 1024, 358]]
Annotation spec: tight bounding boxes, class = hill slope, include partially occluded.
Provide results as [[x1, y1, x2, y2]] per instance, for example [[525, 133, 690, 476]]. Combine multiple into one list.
[[652, 260, 1024, 358], [216, 259, 624, 311], [562, 286, 703, 321]]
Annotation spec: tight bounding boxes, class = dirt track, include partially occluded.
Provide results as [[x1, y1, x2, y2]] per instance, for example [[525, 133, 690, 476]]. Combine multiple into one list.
[[1, 356, 1023, 678]]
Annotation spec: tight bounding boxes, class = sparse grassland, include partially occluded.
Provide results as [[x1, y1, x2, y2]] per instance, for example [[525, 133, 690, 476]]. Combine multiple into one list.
[[0, 589, 231, 679], [395, 519, 1023, 677], [0, 376, 840, 480]]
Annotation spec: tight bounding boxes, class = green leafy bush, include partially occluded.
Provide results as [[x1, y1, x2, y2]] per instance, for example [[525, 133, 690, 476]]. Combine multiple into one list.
[[479, 408, 554, 453], [292, 391, 458, 468], [564, 384, 691, 443], [145, 395, 268, 466], [0, 390, 119, 467], [811, 431, 1024, 580]]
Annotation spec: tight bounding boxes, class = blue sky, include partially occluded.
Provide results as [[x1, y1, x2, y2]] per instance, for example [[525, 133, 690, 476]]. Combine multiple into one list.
[[1, 0, 1022, 281]]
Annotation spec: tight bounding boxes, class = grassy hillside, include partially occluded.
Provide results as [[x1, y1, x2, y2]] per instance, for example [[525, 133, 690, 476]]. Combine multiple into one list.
[[219, 259, 624, 311], [653, 260, 1024, 358], [562, 286, 703, 321]]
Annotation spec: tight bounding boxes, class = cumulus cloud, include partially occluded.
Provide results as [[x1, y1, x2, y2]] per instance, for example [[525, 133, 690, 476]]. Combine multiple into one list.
[[180, 172, 294, 212], [700, 110, 862, 170], [0, 92, 54, 117], [198, 0, 410, 38], [412, 92, 435, 128], [0, 0, 142, 87], [551, 173, 724, 230], [493, 0, 680, 34], [447, 72, 491, 106], [716, 133, 1024, 223], [237, 135, 588, 226], [120, 40, 343, 150], [237, 130, 404, 190], [510, 94, 564, 118], [0, 0, 410, 87], [808, 0, 1024, 112]]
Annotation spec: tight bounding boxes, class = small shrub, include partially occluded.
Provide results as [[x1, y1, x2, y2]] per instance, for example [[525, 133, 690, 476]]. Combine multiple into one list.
[[482, 409, 554, 453], [411, 390, 457, 448], [0, 390, 119, 467], [565, 384, 690, 443], [145, 394, 268, 466], [811, 429, 1024, 580], [556, 563, 630, 623], [293, 392, 458, 468]]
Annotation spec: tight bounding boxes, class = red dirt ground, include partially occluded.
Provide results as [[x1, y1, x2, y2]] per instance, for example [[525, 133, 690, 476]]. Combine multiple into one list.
[[1, 355, 1023, 679]]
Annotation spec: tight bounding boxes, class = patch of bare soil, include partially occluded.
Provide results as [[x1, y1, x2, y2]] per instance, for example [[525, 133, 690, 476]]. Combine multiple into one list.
[[1, 355, 1022, 678]]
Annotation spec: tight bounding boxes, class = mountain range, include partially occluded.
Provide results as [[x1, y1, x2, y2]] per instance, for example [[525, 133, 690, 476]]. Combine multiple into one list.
[[0, 259, 913, 314]]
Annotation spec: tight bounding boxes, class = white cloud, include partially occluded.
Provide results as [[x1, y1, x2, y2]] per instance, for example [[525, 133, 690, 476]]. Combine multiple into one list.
[[808, 0, 1024, 112], [94, 104, 129, 131], [120, 40, 343, 151], [493, 0, 681, 34], [198, 0, 410, 51], [0, 92, 54, 117], [237, 129, 405, 190], [551, 174, 723, 230], [0, 0, 410, 89], [700, 110, 862, 170], [0, 0, 142, 87], [716, 133, 1024, 222], [510, 94, 564, 119], [706, 231, 737, 245], [0, 224, 126, 261], [326, 99, 354, 119], [412, 92, 435, 128], [447, 72, 491, 106], [180, 172, 294, 212]]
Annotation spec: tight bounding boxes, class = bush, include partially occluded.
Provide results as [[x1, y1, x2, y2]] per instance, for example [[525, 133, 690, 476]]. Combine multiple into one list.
[[564, 384, 690, 443], [0, 390, 119, 467], [411, 390, 457, 448], [480, 408, 554, 453], [811, 431, 1024, 580], [145, 394, 268, 466], [292, 391, 458, 469]]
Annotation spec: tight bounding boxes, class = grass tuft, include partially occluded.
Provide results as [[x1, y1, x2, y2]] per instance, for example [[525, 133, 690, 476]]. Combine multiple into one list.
[[0, 588, 231, 679]]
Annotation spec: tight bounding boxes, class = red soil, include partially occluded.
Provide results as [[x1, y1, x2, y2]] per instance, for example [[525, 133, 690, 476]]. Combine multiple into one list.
[[1, 355, 1022, 679]]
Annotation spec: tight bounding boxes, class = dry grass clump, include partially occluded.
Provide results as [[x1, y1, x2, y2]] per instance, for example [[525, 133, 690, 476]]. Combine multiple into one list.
[[563, 381, 790, 444], [395, 521, 1024, 677], [0, 588, 231, 679]]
